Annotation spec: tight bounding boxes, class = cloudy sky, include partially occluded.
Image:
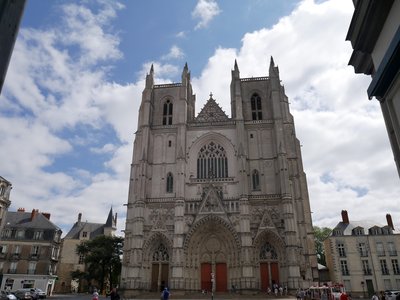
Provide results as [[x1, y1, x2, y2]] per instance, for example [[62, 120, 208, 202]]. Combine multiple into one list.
[[1, 0, 399, 236]]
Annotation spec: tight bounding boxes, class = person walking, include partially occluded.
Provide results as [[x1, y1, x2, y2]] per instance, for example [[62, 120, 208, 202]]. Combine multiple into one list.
[[109, 288, 120, 300], [162, 287, 170, 300], [92, 289, 99, 300]]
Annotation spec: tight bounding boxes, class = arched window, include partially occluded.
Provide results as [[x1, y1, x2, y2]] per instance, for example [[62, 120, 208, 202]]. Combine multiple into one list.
[[252, 169, 260, 190], [166, 173, 173, 193], [163, 99, 173, 125], [197, 141, 228, 179], [251, 93, 262, 120], [260, 242, 278, 260]]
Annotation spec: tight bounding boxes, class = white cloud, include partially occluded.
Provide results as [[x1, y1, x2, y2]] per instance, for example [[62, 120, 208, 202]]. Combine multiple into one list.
[[176, 31, 187, 38], [0, 0, 129, 235], [161, 45, 185, 61], [192, 0, 221, 30]]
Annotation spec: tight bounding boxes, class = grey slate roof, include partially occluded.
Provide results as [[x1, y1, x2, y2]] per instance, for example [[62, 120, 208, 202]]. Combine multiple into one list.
[[4, 211, 60, 230], [64, 221, 106, 239], [332, 220, 398, 235]]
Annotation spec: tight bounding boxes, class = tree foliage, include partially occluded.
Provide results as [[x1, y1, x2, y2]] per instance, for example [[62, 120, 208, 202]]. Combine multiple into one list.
[[314, 226, 332, 266], [75, 235, 124, 293]]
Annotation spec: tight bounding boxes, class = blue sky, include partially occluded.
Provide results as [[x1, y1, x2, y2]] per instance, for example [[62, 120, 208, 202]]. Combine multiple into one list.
[[1, 0, 399, 236]]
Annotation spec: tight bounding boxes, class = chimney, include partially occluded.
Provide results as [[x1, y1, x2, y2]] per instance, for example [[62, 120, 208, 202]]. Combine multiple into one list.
[[42, 212, 51, 220], [386, 214, 394, 230], [341, 210, 349, 224], [78, 213, 82, 223], [31, 209, 39, 220], [17, 208, 25, 212]]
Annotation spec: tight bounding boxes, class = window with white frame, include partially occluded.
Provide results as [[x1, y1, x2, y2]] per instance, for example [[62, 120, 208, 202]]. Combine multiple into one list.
[[388, 242, 397, 256], [392, 259, 400, 275], [31, 246, 39, 258], [359, 242, 368, 257], [380, 259, 389, 275], [338, 243, 346, 257], [9, 262, 17, 273], [377, 242, 385, 256], [340, 260, 349, 275], [33, 231, 43, 240], [28, 262, 36, 274], [362, 260, 371, 275]]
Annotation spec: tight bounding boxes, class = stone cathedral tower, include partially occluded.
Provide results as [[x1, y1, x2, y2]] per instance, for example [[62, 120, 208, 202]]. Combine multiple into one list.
[[121, 58, 318, 296]]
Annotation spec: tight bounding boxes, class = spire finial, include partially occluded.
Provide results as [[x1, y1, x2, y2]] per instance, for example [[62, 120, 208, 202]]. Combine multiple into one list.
[[209, 92, 213, 98], [150, 63, 154, 74]]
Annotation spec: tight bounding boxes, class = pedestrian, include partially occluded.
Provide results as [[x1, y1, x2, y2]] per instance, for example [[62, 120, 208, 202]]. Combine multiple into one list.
[[162, 287, 170, 300], [92, 289, 99, 300], [109, 288, 120, 300], [372, 293, 379, 300], [340, 292, 349, 300]]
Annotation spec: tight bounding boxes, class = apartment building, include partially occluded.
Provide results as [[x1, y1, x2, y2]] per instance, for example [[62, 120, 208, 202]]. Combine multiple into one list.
[[324, 210, 400, 297]]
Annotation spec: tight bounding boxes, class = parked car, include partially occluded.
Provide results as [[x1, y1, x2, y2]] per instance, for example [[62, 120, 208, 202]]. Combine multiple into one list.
[[13, 289, 37, 300], [31, 290, 45, 299], [0, 291, 17, 300], [385, 291, 400, 300]]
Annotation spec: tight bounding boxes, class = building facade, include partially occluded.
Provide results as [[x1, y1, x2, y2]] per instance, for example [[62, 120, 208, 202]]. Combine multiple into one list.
[[54, 209, 117, 293], [0, 0, 27, 94], [0, 177, 12, 234], [0, 208, 62, 295], [121, 59, 318, 296], [346, 0, 400, 177], [324, 210, 400, 297]]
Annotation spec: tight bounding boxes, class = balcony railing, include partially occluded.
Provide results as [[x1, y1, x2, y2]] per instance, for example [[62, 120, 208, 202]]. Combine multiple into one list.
[[389, 250, 397, 256], [8, 269, 17, 274]]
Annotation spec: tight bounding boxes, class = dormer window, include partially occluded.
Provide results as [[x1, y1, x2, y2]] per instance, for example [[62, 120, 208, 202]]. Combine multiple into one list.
[[163, 99, 173, 125], [352, 227, 364, 236], [251, 93, 262, 120], [333, 229, 343, 236]]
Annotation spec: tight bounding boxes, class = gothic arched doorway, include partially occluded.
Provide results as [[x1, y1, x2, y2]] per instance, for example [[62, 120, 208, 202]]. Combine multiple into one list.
[[151, 243, 170, 291], [184, 216, 241, 292], [259, 242, 279, 291]]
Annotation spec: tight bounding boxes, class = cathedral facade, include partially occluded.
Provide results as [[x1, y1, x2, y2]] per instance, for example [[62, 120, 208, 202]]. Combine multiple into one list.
[[121, 58, 318, 296]]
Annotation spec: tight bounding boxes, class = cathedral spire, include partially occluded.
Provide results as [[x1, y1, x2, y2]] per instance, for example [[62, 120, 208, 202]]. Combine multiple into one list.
[[181, 62, 190, 84], [269, 56, 280, 78], [145, 64, 154, 88], [232, 59, 240, 78]]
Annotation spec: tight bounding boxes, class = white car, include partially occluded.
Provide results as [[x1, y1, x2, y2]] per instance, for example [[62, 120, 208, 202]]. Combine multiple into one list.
[[0, 291, 17, 300], [385, 290, 400, 300]]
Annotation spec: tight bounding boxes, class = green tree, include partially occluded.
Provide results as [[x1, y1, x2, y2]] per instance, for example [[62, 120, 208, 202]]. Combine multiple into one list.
[[76, 235, 124, 293], [314, 226, 332, 266]]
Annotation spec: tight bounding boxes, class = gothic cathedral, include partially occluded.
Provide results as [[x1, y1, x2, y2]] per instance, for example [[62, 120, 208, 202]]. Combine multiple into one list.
[[121, 58, 318, 296]]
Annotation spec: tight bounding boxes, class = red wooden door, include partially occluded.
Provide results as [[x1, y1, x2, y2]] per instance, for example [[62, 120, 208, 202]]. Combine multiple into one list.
[[216, 263, 227, 292], [260, 263, 269, 291], [201, 263, 212, 292], [271, 262, 279, 284]]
